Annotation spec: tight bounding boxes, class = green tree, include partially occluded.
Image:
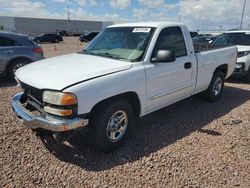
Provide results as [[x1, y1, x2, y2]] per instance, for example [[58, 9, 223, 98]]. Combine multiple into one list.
[[0, 25, 4, 30]]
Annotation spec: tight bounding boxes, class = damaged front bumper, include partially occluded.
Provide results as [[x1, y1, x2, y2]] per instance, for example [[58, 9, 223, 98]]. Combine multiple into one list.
[[11, 92, 89, 132]]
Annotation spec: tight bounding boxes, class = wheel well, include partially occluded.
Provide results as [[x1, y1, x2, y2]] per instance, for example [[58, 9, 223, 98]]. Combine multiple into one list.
[[214, 64, 228, 77], [6, 57, 32, 73], [91, 92, 141, 117]]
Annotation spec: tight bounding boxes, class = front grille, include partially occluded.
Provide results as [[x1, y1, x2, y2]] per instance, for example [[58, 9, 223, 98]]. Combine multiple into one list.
[[20, 82, 43, 103]]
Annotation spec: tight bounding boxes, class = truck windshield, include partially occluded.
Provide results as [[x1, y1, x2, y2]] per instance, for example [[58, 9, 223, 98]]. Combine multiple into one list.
[[212, 32, 250, 46], [81, 27, 154, 62]]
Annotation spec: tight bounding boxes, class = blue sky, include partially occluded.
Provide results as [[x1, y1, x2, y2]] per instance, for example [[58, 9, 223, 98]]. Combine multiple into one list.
[[0, 0, 250, 30]]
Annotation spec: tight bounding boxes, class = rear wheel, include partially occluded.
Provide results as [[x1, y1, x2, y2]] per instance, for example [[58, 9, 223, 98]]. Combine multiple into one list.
[[8, 60, 29, 80], [203, 71, 225, 102], [92, 100, 134, 152]]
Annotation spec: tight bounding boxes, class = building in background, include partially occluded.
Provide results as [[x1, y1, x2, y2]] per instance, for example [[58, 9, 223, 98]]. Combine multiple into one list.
[[0, 16, 113, 36]]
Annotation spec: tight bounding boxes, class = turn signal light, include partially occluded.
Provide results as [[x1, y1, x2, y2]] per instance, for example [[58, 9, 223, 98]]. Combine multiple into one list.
[[44, 106, 73, 116]]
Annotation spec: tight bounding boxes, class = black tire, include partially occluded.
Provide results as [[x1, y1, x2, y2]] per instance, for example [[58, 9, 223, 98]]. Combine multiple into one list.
[[8, 60, 29, 80], [203, 71, 225, 102], [243, 68, 250, 82], [92, 100, 134, 152]]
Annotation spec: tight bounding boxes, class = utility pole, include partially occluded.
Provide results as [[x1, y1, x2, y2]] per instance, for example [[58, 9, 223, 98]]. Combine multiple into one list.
[[240, 0, 246, 29], [178, 16, 181, 22], [67, 6, 70, 33], [205, 19, 209, 31]]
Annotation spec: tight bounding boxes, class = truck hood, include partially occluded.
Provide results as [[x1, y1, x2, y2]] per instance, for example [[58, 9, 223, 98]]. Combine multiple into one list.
[[15, 53, 132, 90]]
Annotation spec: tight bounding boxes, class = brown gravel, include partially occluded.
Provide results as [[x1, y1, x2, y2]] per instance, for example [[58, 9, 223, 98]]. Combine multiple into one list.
[[40, 37, 86, 58], [0, 38, 250, 187]]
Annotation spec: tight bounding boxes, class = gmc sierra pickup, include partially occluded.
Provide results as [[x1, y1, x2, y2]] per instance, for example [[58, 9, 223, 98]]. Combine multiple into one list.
[[12, 22, 237, 151]]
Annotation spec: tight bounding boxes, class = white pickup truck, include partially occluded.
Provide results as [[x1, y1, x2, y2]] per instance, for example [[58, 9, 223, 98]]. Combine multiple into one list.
[[12, 22, 237, 151]]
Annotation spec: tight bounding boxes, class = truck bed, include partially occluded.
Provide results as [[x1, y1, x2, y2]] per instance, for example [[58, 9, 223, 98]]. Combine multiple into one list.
[[194, 46, 237, 93]]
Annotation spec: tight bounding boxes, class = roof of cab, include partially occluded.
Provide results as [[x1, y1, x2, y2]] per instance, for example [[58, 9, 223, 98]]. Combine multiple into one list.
[[108, 22, 185, 28]]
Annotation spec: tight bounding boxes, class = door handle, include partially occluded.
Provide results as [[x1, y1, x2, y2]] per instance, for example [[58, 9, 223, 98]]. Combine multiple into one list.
[[184, 62, 192, 69], [3, 50, 15, 53]]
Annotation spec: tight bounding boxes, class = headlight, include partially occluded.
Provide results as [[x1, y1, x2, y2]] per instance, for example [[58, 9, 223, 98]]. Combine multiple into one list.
[[238, 51, 250, 58], [43, 91, 77, 105]]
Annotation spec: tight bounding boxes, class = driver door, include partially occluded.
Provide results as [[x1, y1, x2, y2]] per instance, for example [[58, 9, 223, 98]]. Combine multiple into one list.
[[145, 27, 195, 112]]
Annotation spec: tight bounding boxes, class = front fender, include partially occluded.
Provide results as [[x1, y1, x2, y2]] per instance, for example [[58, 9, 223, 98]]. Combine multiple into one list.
[[64, 64, 147, 116]]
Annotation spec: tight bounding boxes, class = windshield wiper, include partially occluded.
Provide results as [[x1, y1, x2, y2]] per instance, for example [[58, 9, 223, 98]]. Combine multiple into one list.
[[80, 51, 131, 61], [97, 52, 131, 61], [80, 49, 97, 55], [99, 52, 120, 59]]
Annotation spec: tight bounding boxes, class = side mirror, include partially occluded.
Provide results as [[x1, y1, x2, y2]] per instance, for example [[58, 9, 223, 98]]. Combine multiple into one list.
[[151, 50, 176, 63]]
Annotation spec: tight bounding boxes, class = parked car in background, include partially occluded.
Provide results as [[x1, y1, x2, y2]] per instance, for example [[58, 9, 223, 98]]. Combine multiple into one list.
[[79, 32, 99, 42], [190, 31, 199, 38], [192, 35, 211, 45], [195, 34, 216, 42], [32, 33, 63, 43], [192, 34, 217, 52], [57, 30, 68, 36], [0, 32, 44, 79], [211, 30, 250, 81]]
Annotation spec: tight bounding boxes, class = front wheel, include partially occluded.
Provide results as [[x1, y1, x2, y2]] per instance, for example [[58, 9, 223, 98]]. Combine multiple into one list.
[[92, 100, 134, 152], [203, 71, 225, 102]]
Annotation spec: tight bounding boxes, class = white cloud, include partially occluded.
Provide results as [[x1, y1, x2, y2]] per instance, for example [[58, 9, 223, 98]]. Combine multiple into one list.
[[132, 8, 149, 20], [52, 0, 68, 3], [52, 0, 98, 6], [67, 7, 125, 21], [178, 0, 250, 30], [109, 0, 131, 9], [0, 0, 50, 17], [0, 0, 105, 21], [76, 0, 97, 6], [138, 0, 165, 8]]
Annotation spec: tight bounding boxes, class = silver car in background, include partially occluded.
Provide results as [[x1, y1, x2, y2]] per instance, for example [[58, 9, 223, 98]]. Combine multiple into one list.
[[0, 32, 44, 79]]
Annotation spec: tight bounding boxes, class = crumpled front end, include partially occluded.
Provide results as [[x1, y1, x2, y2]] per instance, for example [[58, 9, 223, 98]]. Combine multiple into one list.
[[11, 91, 89, 132]]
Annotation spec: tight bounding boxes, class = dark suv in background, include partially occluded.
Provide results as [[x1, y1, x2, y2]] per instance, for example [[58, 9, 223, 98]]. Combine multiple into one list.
[[0, 32, 44, 79], [32, 33, 63, 43], [79, 32, 99, 42]]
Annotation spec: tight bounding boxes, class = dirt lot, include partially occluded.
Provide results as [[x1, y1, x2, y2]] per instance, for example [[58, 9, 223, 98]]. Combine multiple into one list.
[[40, 37, 86, 58], [0, 37, 250, 187]]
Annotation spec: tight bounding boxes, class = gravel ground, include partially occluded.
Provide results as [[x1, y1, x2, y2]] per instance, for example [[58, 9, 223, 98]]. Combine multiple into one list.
[[40, 37, 85, 58], [0, 38, 249, 187]]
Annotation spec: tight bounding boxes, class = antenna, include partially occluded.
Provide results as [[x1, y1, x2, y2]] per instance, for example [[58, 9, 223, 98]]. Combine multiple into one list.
[[67, 6, 70, 33]]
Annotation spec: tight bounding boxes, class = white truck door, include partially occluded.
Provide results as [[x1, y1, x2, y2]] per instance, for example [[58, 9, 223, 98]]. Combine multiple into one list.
[[145, 26, 195, 112]]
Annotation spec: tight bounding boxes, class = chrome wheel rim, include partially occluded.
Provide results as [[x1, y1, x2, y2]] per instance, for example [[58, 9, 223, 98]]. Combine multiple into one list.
[[213, 77, 222, 96], [106, 110, 128, 142], [13, 63, 25, 73]]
